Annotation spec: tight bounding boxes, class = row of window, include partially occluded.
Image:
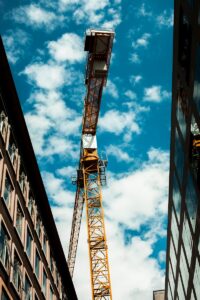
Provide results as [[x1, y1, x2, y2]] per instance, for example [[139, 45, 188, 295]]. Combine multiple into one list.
[[0, 108, 67, 299], [0, 220, 68, 300]]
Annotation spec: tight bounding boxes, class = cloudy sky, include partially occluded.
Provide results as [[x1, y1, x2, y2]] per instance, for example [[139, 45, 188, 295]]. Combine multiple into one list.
[[1, 0, 173, 299]]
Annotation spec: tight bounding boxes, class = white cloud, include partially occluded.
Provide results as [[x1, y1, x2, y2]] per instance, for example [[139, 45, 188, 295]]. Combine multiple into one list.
[[104, 147, 169, 229], [130, 53, 141, 64], [48, 33, 85, 63], [124, 90, 137, 100], [24, 90, 81, 157], [99, 104, 149, 142], [2, 29, 30, 64], [56, 166, 75, 178], [157, 10, 174, 28], [107, 144, 133, 162], [138, 3, 152, 17], [132, 33, 151, 49], [105, 80, 119, 99], [143, 85, 171, 103], [130, 75, 142, 85], [22, 62, 71, 90], [10, 4, 63, 30]]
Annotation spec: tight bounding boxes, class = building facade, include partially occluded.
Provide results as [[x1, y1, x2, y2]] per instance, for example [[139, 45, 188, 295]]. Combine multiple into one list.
[[153, 290, 165, 300], [165, 0, 200, 299], [0, 38, 77, 299]]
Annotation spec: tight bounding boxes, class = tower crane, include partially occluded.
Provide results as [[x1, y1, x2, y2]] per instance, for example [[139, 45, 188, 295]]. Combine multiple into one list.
[[67, 29, 114, 300]]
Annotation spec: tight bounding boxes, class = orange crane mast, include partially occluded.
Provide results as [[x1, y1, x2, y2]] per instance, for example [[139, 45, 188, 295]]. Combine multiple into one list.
[[67, 29, 114, 300]]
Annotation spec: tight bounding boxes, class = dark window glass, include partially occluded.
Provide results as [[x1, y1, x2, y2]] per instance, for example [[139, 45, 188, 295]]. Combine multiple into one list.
[[43, 233, 47, 255], [24, 275, 32, 300], [16, 203, 23, 238], [50, 286, 54, 300], [190, 117, 200, 183], [188, 0, 194, 7], [26, 228, 32, 259], [35, 250, 40, 279], [174, 128, 184, 183], [19, 171, 26, 193], [36, 214, 41, 239], [172, 172, 181, 223], [42, 269, 47, 297], [0, 223, 11, 272], [8, 135, 17, 165], [13, 252, 23, 294], [178, 13, 191, 84], [193, 46, 200, 113], [28, 196, 35, 220], [185, 173, 198, 230], [177, 94, 187, 139], [1, 288, 10, 300], [3, 175, 13, 207]]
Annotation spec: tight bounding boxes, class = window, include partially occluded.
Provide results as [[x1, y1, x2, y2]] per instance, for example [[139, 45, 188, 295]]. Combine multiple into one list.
[[169, 237, 177, 277], [190, 116, 200, 183], [16, 202, 24, 239], [194, 46, 200, 113], [19, 171, 26, 194], [185, 173, 198, 230], [8, 136, 17, 166], [179, 247, 189, 293], [174, 129, 184, 184], [177, 92, 187, 140], [182, 215, 193, 265], [3, 175, 13, 208], [26, 227, 32, 260], [168, 261, 175, 297], [178, 12, 191, 84], [28, 195, 35, 221], [13, 252, 23, 295], [0, 223, 11, 272], [0, 111, 7, 139], [36, 214, 41, 240], [43, 232, 47, 256], [35, 250, 40, 279], [50, 286, 54, 300], [1, 288, 10, 300], [24, 275, 32, 300], [177, 274, 185, 300], [172, 172, 181, 224], [42, 269, 47, 297], [193, 259, 200, 298], [171, 207, 179, 252]]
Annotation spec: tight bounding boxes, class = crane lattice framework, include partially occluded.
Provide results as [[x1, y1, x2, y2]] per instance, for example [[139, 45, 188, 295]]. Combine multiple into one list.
[[67, 29, 114, 300]]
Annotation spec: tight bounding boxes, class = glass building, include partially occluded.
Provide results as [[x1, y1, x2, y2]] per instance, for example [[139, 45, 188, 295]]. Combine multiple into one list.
[[165, 0, 200, 299]]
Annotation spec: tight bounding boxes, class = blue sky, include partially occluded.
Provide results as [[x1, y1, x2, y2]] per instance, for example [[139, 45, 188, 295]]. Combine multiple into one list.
[[1, 0, 173, 299]]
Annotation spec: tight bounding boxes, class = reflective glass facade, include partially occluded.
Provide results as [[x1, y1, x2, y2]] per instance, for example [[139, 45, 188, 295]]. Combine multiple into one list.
[[165, 1, 200, 299]]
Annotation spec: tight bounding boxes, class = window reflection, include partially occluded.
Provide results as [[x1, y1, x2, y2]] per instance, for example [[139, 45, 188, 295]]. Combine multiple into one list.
[[190, 116, 200, 184], [172, 172, 181, 223], [182, 214, 193, 265], [177, 92, 187, 139], [185, 173, 198, 230], [174, 128, 184, 183], [168, 262, 175, 297], [179, 247, 189, 293], [193, 46, 200, 112], [171, 207, 179, 252], [177, 274, 185, 299], [193, 259, 200, 298], [170, 237, 177, 277]]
